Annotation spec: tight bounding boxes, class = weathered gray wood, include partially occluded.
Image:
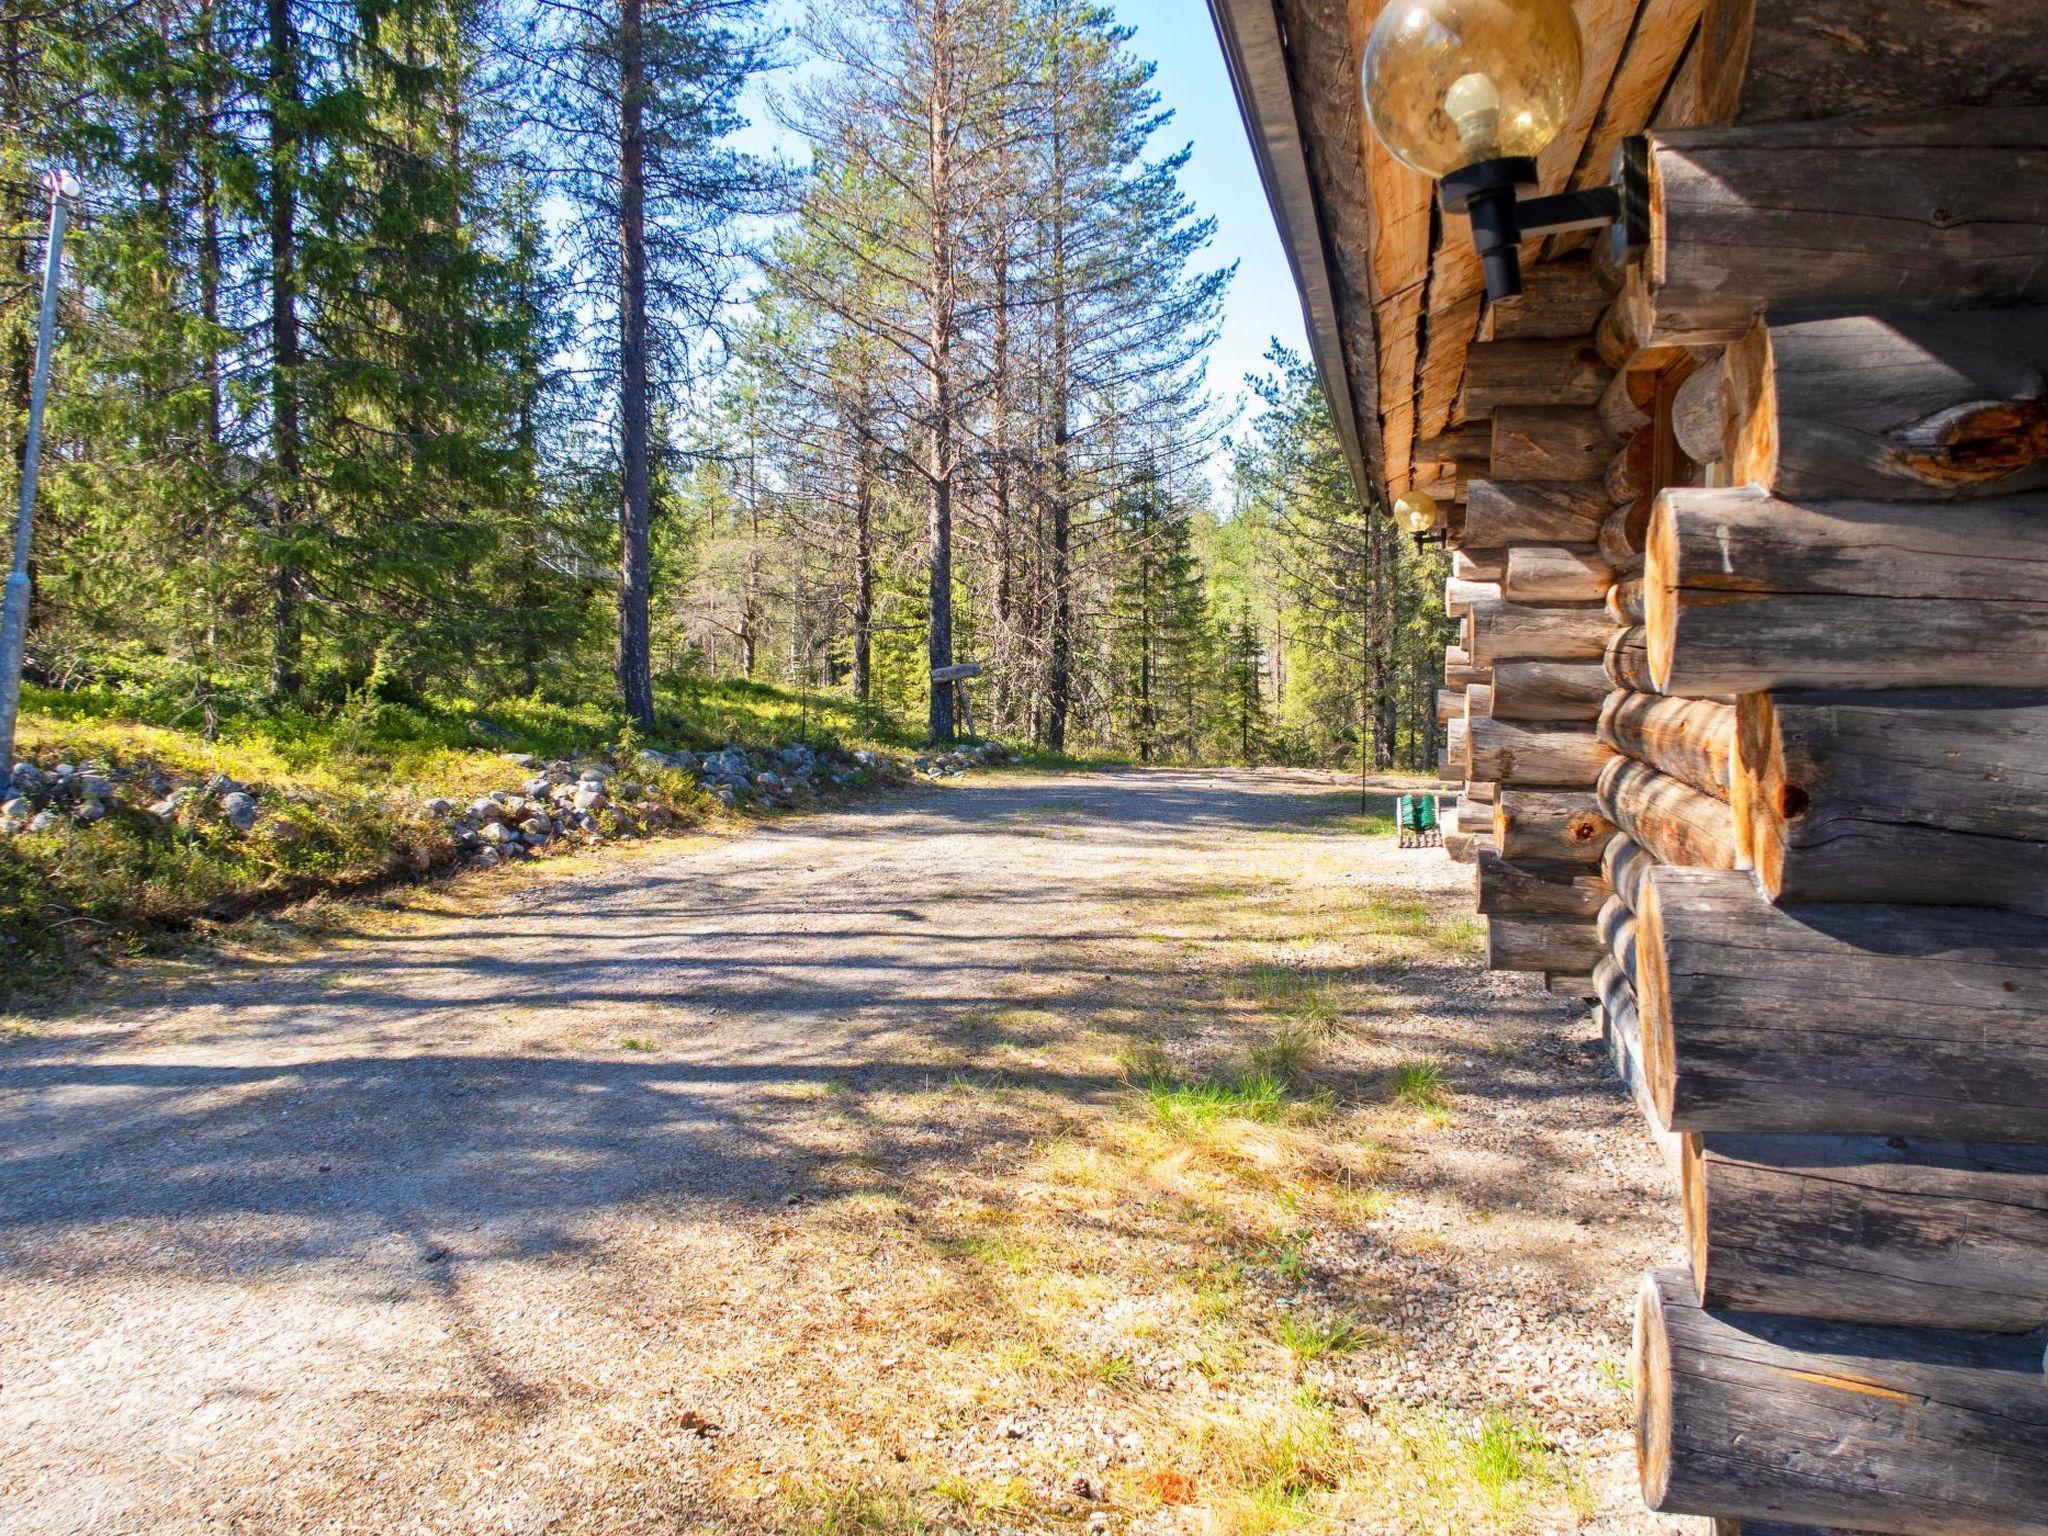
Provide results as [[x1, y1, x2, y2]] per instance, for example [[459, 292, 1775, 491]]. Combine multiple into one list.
[[1445, 577, 1501, 619], [1420, 421, 1492, 464], [1468, 717, 1613, 788], [1443, 829, 1487, 864], [1711, 1523, 1884, 1536], [1635, 1266, 2048, 1535], [1683, 1132, 2048, 1333], [1491, 406, 1617, 482], [1444, 718, 1468, 782], [1599, 367, 1653, 439], [1597, 756, 1741, 870], [1599, 692, 1734, 801], [1452, 546, 1507, 582], [1639, 107, 2048, 346], [1455, 797, 1494, 836], [1644, 486, 2048, 693], [1634, 865, 2048, 1139], [1738, 0, 2048, 128], [1670, 357, 1725, 467], [1462, 682, 1492, 721], [1495, 790, 1618, 864], [1468, 599, 1615, 668], [1464, 778, 1497, 805], [1604, 626, 1656, 694], [1461, 479, 1610, 546], [930, 662, 983, 683], [1599, 955, 1683, 1174], [1445, 644, 1489, 688], [1479, 254, 1609, 341], [1545, 971, 1597, 998], [1599, 892, 1638, 981], [1488, 914, 1604, 974], [1489, 659, 1609, 722], [1607, 575, 1645, 625], [1734, 689, 2048, 916], [1724, 310, 2048, 501], [1475, 847, 1610, 918], [1435, 686, 1463, 726], [1463, 337, 1612, 418], [1599, 497, 1651, 571], [1602, 832, 1658, 914], [1503, 546, 1615, 604], [1605, 429, 1656, 507]]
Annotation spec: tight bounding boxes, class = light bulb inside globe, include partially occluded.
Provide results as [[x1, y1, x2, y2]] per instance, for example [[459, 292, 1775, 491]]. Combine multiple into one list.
[[1361, 0, 1584, 180], [1395, 491, 1441, 537], [1444, 71, 1501, 158]]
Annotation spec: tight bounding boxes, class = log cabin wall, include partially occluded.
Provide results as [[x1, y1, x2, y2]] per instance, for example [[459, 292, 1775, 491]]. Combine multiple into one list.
[[1214, 1, 2048, 1531]]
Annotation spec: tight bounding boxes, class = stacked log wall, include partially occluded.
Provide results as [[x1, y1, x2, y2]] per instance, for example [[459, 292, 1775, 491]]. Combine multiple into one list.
[[1601, 109, 2048, 1535]]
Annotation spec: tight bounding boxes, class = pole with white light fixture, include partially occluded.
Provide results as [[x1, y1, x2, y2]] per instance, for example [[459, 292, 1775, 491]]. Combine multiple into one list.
[[1361, 0, 1648, 303], [0, 169, 82, 771]]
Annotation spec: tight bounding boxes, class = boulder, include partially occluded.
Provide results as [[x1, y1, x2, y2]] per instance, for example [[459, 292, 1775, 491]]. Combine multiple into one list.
[[219, 791, 259, 832]]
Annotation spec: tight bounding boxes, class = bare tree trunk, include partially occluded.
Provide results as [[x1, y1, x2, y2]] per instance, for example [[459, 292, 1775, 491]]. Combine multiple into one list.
[[265, 0, 305, 699], [614, 0, 656, 726], [1043, 18, 1073, 751], [923, 0, 957, 743]]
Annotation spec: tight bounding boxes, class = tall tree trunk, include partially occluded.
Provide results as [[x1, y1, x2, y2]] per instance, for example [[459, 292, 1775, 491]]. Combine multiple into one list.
[[265, 0, 304, 699], [852, 421, 874, 703], [614, 0, 655, 726], [923, 0, 957, 743], [1042, 18, 1073, 753]]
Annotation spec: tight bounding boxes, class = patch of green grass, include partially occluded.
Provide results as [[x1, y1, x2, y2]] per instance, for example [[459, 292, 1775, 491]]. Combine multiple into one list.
[[1143, 1072, 1290, 1128], [1236, 965, 1341, 1029], [1248, 1024, 1319, 1083], [1430, 911, 1488, 955], [1357, 893, 1434, 938], [1463, 1410, 1557, 1514], [620, 1036, 656, 1053], [1274, 1310, 1387, 1362], [1197, 1387, 1348, 1536], [940, 1232, 1037, 1274], [1260, 1228, 1312, 1283], [1389, 1061, 1452, 1121]]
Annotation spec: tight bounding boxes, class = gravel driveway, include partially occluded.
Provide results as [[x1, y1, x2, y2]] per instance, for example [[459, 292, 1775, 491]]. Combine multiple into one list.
[[0, 768, 1698, 1535]]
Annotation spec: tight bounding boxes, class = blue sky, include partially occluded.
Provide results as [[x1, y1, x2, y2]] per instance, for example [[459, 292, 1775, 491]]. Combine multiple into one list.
[[741, 1, 1311, 437], [1112, 0, 1310, 416]]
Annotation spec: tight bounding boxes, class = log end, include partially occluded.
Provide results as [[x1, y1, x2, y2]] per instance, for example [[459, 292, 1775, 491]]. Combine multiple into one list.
[[1730, 692, 1792, 899], [1678, 1131, 1711, 1305], [1633, 1269, 1675, 1511], [1632, 869, 1678, 1127], [1643, 493, 1679, 693]]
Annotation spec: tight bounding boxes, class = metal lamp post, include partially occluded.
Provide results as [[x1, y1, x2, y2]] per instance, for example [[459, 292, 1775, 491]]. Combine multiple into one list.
[[0, 168, 82, 773]]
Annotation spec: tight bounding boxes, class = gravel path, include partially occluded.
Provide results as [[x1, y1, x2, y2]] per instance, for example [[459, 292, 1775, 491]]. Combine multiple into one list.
[[0, 768, 1702, 1535]]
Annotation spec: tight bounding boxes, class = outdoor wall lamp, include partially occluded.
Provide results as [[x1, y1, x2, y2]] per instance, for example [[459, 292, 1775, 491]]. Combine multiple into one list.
[[1395, 490, 1446, 550], [1361, 0, 1648, 302]]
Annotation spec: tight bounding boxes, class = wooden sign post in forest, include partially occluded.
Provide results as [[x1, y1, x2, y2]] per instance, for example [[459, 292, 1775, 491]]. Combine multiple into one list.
[[930, 662, 982, 742]]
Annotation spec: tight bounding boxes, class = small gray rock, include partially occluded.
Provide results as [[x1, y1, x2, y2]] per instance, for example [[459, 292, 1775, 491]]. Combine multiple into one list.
[[26, 810, 58, 834]]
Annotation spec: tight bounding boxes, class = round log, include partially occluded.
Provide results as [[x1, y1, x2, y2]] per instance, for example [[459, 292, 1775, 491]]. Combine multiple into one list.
[[1639, 108, 2048, 346], [1503, 546, 1615, 604], [1597, 756, 1741, 870], [1598, 692, 1735, 801], [1489, 659, 1609, 722], [1468, 717, 1614, 788], [1643, 487, 2048, 694], [1468, 599, 1615, 668], [1598, 892, 1638, 981], [1599, 367, 1652, 439], [1462, 336, 1612, 416], [1733, 688, 2048, 917], [1601, 832, 1658, 914], [1445, 577, 1501, 619], [1670, 357, 1725, 467], [1683, 1131, 2048, 1333], [1491, 406, 1617, 483], [1474, 847, 1610, 918], [1598, 497, 1650, 569], [1604, 626, 1655, 693], [1607, 575, 1645, 625], [1494, 790, 1617, 864], [1452, 546, 1507, 582], [1634, 865, 2048, 1138], [1462, 479, 1610, 546], [1463, 682, 1493, 720], [1488, 914, 1605, 974], [1635, 1265, 2048, 1534]]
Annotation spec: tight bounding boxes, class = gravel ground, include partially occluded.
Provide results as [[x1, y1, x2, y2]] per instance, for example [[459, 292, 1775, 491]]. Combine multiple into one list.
[[0, 768, 1707, 1535]]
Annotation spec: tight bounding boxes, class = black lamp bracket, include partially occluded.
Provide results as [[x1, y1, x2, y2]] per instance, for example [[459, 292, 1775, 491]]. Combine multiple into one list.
[[1440, 136, 1651, 304]]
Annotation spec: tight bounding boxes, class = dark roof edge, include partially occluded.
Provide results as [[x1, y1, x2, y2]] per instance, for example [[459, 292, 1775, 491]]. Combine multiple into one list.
[[1207, 0, 1374, 509]]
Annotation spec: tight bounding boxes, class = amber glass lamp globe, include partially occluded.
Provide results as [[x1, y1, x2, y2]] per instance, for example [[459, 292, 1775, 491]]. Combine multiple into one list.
[[1395, 491, 1441, 536], [1362, 0, 1584, 179]]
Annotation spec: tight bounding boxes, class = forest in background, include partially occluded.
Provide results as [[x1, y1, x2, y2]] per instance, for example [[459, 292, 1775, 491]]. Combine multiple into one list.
[[0, 0, 1451, 771]]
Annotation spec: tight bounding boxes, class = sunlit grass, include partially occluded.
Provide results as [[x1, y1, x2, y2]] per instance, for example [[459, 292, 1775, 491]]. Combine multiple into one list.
[[1274, 1309, 1388, 1362]]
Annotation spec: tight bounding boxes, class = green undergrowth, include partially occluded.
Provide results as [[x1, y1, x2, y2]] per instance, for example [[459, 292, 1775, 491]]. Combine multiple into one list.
[[0, 676, 929, 993]]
